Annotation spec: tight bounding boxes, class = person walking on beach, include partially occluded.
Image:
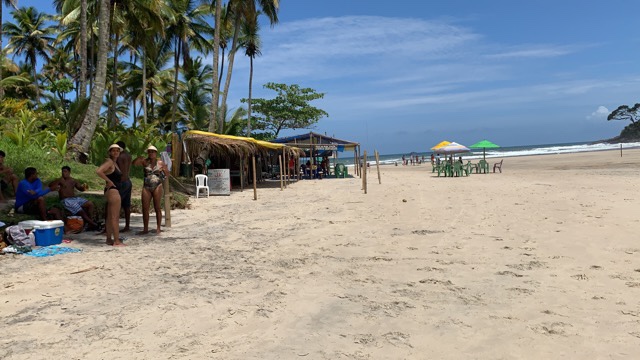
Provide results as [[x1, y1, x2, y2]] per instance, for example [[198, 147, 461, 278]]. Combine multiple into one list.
[[96, 144, 124, 246], [116, 141, 133, 232], [133, 145, 169, 235]]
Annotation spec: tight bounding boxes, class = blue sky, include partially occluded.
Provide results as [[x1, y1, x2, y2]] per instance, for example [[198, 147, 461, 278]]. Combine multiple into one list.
[[7, 1, 640, 154]]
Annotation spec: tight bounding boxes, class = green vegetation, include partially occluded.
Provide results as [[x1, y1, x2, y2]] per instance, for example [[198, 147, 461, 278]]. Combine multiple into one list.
[[0, 1, 327, 224], [607, 103, 640, 142], [0, 138, 189, 224]]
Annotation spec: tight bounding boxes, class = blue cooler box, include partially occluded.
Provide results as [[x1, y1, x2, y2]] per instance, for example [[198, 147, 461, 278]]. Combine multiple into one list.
[[33, 220, 64, 246]]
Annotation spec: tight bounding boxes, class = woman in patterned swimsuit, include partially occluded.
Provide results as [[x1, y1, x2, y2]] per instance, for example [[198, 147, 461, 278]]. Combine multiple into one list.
[[133, 145, 168, 235], [96, 144, 124, 246]]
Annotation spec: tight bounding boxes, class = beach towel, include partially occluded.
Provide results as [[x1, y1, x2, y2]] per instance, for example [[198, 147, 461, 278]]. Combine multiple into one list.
[[61, 197, 88, 215], [24, 245, 81, 258]]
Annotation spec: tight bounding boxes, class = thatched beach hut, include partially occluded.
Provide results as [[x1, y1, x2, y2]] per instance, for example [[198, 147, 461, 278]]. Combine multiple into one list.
[[182, 130, 304, 189]]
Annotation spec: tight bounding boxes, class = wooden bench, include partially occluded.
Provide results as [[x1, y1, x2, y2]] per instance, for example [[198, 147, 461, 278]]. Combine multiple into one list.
[[493, 159, 504, 173]]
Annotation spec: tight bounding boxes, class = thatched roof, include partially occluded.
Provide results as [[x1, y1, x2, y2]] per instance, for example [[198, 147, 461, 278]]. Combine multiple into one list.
[[183, 130, 304, 160]]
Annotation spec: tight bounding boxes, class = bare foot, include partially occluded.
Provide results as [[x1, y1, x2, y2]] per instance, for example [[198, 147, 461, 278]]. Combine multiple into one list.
[[154, 229, 162, 235], [121, 227, 130, 233], [113, 242, 127, 247], [106, 239, 114, 246], [136, 230, 149, 235]]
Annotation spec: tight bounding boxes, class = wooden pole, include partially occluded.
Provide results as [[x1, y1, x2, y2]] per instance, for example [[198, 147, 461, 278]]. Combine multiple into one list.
[[278, 154, 284, 190], [363, 150, 368, 194], [252, 156, 257, 200], [620, 143, 623, 157], [375, 150, 381, 184], [354, 148, 359, 178], [240, 157, 244, 192], [283, 148, 287, 188], [163, 176, 171, 227]]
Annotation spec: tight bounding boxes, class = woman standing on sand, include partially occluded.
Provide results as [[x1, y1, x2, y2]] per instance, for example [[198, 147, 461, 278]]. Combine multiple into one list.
[[133, 145, 169, 235], [96, 144, 124, 246]]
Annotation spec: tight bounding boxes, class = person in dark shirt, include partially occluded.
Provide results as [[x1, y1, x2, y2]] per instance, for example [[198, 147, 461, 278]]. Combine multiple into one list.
[[15, 167, 57, 220]]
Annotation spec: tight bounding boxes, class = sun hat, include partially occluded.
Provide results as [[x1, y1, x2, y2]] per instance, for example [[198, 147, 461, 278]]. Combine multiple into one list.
[[108, 144, 122, 151], [147, 145, 158, 152]]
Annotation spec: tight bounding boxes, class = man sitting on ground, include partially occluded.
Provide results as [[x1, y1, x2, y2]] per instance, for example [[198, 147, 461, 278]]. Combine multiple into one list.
[[51, 166, 99, 230], [0, 150, 19, 202], [15, 167, 57, 220]]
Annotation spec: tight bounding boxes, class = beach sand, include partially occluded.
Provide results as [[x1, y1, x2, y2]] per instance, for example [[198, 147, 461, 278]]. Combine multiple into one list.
[[1, 149, 640, 359]]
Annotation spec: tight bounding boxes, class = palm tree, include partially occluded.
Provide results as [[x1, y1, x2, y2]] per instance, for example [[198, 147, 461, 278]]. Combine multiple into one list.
[[0, 0, 18, 101], [217, 0, 278, 133], [208, 0, 222, 132], [3, 6, 56, 104], [166, 0, 214, 132], [181, 56, 212, 130], [108, 0, 166, 128], [68, 0, 110, 159], [238, 10, 260, 136]]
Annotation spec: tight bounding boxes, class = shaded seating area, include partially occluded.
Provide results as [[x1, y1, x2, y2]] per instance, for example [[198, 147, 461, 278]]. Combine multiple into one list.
[[182, 130, 304, 196], [271, 132, 360, 179]]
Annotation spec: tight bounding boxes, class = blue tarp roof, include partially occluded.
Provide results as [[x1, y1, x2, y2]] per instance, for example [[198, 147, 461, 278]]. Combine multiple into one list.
[[271, 132, 359, 147]]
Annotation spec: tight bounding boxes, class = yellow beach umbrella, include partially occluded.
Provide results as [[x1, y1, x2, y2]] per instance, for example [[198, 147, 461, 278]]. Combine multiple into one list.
[[431, 140, 451, 151]]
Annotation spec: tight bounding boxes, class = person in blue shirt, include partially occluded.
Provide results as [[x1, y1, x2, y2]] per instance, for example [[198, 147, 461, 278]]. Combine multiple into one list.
[[15, 167, 56, 220]]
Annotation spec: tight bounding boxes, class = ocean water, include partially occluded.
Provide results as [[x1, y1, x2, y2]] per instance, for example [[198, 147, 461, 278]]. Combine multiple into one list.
[[335, 141, 640, 166]]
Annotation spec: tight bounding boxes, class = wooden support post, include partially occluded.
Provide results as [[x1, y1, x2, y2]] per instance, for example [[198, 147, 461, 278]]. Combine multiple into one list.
[[283, 148, 287, 188], [252, 156, 257, 200], [278, 155, 284, 190], [171, 133, 180, 177], [354, 149, 358, 178], [363, 150, 368, 194], [621, 143, 623, 157], [240, 157, 244, 192], [375, 150, 381, 184], [163, 176, 171, 227]]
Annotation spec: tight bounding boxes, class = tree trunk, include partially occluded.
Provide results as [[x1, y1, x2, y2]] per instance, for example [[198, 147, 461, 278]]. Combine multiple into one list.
[[247, 56, 253, 136], [219, 15, 241, 133], [89, 29, 94, 92], [33, 56, 40, 105], [79, 0, 88, 99], [109, 32, 119, 128], [68, 0, 111, 159], [170, 37, 181, 133], [209, 0, 223, 133], [142, 46, 147, 125]]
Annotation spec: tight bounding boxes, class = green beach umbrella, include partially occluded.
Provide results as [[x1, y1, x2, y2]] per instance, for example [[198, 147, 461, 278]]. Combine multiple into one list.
[[469, 140, 500, 161]]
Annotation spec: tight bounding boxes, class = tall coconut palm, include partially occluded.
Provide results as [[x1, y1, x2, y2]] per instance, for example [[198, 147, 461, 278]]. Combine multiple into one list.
[[3, 6, 56, 104], [0, 0, 18, 101], [108, 0, 166, 128], [208, 0, 222, 132], [217, 0, 278, 133], [181, 56, 212, 131], [166, 0, 214, 133], [68, 0, 110, 159], [238, 10, 260, 136]]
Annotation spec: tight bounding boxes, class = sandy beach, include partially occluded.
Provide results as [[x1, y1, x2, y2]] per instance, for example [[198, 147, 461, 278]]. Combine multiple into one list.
[[1, 149, 640, 359]]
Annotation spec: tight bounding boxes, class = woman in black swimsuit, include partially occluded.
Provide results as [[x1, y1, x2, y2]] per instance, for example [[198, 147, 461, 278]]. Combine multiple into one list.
[[96, 144, 124, 246]]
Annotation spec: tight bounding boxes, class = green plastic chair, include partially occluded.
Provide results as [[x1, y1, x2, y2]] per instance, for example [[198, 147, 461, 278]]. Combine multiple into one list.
[[335, 163, 347, 178], [478, 160, 489, 174]]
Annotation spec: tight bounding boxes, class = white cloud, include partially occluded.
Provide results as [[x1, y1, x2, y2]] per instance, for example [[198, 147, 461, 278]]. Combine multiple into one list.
[[586, 106, 610, 120], [484, 45, 580, 59]]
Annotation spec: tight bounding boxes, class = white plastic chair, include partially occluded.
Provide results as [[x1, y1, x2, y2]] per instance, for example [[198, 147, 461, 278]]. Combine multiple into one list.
[[195, 174, 209, 198]]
